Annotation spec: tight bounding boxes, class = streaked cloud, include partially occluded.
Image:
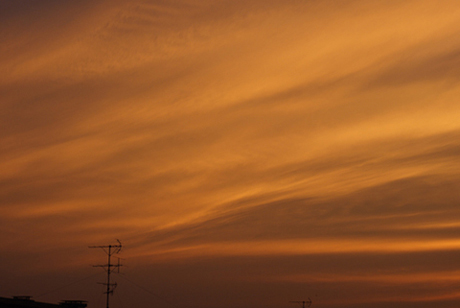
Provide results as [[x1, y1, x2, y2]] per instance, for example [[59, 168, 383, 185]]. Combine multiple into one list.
[[2, 0, 460, 307]]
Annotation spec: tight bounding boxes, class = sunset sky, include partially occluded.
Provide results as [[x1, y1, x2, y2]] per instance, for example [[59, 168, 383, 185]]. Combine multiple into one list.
[[2, 1, 460, 307]]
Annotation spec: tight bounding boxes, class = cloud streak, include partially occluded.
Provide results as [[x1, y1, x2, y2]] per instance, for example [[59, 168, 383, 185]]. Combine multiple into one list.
[[2, 0, 460, 307]]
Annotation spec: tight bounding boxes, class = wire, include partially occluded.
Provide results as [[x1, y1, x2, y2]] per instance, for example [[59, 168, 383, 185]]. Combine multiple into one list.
[[95, 291, 104, 308], [116, 274, 181, 308], [115, 290, 125, 308], [35, 272, 102, 299]]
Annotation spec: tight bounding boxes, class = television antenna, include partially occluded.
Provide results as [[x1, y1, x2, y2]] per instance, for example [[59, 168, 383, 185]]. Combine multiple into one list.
[[290, 299, 312, 308], [89, 240, 123, 308]]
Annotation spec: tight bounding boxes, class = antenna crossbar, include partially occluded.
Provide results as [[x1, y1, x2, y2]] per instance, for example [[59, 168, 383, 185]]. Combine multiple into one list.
[[290, 299, 312, 308], [89, 240, 123, 308]]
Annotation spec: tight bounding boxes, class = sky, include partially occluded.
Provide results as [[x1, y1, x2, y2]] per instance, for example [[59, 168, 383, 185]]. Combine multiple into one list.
[[1, 0, 460, 307]]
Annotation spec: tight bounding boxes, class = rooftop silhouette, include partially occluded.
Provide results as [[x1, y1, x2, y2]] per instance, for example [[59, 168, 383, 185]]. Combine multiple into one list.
[[0, 296, 87, 308]]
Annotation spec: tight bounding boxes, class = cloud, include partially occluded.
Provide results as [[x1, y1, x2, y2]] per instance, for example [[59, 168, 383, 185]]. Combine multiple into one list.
[[131, 173, 460, 256], [2, 1, 460, 307]]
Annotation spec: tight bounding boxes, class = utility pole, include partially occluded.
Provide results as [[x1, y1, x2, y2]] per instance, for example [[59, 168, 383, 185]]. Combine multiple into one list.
[[290, 299, 312, 308], [89, 240, 122, 308]]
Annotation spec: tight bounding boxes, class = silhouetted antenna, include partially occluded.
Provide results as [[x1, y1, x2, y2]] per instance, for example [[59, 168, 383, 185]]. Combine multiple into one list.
[[290, 299, 312, 308], [89, 240, 123, 308]]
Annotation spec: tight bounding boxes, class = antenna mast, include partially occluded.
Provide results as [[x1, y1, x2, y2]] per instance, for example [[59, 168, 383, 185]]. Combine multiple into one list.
[[89, 240, 123, 308], [290, 299, 312, 308]]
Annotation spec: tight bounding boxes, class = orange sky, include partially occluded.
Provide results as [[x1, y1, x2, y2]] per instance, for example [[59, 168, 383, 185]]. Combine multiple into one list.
[[2, 1, 460, 307]]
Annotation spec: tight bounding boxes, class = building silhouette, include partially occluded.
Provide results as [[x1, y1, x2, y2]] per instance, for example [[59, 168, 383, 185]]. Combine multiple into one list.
[[0, 296, 87, 308]]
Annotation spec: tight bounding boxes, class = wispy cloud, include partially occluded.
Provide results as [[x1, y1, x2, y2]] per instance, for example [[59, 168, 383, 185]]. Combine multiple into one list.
[[2, 0, 460, 307]]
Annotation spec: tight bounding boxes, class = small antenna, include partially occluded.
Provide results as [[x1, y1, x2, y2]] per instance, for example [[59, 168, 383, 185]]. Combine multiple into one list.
[[89, 240, 123, 308], [290, 299, 312, 308]]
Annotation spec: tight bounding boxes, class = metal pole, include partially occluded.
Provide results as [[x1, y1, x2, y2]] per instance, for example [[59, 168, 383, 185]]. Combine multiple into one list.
[[106, 245, 111, 308], [89, 241, 122, 308]]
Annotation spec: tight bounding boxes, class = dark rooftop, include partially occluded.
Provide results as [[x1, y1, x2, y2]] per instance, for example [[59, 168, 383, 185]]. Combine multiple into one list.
[[0, 297, 87, 308]]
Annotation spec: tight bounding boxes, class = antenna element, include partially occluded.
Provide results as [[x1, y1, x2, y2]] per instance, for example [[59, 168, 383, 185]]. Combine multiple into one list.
[[290, 299, 312, 308], [89, 240, 123, 308]]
